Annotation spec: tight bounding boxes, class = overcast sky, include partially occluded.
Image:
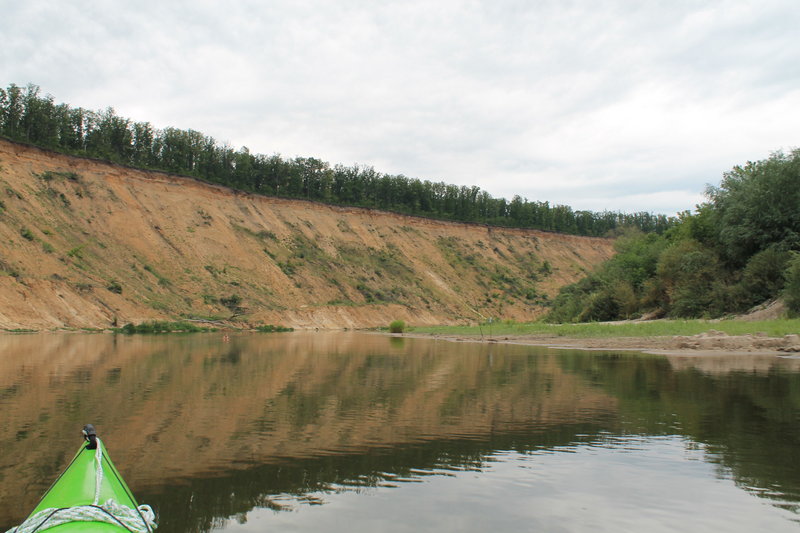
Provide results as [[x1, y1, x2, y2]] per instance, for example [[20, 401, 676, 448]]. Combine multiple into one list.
[[3, 0, 799, 215]]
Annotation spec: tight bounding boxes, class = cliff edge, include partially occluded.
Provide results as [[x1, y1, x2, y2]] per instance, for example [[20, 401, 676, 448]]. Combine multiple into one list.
[[0, 140, 614, 330]]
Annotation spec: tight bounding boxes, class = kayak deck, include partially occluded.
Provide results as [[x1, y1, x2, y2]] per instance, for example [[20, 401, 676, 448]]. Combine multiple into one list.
[[7, 427, 156, 533]]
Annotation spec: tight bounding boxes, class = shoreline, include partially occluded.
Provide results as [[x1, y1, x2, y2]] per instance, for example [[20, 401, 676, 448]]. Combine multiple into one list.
[[3, 327, 799, 357], [396, 330, 800, 356]]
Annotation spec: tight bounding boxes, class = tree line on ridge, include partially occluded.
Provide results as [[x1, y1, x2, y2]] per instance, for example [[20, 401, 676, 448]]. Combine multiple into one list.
[[0, 83, 673, 237]]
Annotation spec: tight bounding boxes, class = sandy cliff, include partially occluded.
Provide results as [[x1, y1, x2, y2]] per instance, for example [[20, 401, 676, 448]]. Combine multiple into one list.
[[0, 140, 614, 329]]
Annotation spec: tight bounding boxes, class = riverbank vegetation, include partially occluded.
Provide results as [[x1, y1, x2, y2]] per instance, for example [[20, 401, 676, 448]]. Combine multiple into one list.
[[254, 324, 294, 332], [547, 149, 800, 321], [0, 83, 672, 237], [410, 318, 800, 338], [112, 321, 293, 334], [115, 321, 217, 334]]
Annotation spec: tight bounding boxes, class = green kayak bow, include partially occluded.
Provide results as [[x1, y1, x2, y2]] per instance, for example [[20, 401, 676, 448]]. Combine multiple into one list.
[[6, 425, 157, 533]]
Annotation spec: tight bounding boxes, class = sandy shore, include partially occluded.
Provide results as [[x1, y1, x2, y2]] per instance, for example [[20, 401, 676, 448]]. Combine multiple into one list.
[[402, 329, 800, 356]]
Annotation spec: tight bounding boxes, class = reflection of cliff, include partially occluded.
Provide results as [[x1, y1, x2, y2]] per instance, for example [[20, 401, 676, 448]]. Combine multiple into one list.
[[5, 335, 800, 532], [0, 332, 617, 527]]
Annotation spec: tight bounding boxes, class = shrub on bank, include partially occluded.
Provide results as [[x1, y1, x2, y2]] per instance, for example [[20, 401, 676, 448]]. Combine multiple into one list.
[[546, 149, 800, 322], [254, 324, 294, 332], [116, 321, 215, 334], [784, 253, 800, 317]]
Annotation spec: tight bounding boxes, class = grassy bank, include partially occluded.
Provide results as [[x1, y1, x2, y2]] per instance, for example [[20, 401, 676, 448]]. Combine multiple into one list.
[[409, 319, 800, 338]]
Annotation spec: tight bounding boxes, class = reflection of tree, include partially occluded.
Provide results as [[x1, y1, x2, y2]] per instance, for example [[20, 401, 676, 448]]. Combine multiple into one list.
[[557, 351, 800, 511], [144, 424, 612, 533]]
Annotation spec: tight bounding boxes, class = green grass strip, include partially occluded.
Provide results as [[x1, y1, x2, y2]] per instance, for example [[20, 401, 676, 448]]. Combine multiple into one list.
[[410, 319, 800, 338]]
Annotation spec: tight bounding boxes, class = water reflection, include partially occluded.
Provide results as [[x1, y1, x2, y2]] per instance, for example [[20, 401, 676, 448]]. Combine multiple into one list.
[[1, 332, 799, 532]]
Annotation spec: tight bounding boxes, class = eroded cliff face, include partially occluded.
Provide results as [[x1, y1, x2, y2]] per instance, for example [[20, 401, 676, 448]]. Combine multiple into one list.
[[0, 140, 614, 329]]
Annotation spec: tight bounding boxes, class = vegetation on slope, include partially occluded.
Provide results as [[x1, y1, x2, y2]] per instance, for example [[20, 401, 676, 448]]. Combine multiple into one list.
[[0, 135, 614, 329], [0, 83, 673, 237], [547, 149, 800, 321]]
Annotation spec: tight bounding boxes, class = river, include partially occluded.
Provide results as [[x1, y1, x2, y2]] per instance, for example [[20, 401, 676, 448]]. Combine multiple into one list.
[[1, 332, 799, 532]]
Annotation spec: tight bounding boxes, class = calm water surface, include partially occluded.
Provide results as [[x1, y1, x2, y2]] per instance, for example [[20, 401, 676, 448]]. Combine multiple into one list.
[[1, 332, 799, 532]]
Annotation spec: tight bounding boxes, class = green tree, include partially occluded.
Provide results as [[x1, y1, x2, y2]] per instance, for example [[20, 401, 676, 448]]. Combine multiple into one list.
[[731, 246, 791, 310], [784, 253, 800, 316], [656, 241, 723, 317], [706, 150, 800, 266]]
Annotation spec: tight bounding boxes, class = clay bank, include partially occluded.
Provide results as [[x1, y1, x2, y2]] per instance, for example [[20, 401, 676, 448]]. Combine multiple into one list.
[[0, 140, 613, 331]]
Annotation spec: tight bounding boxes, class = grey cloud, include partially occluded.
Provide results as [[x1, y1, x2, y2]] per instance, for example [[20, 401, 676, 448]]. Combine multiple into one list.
[[2, 0, 799, 215]]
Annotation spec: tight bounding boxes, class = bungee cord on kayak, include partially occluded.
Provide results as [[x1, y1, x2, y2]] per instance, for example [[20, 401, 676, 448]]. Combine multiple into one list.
[[6, 499, 157, 533], [5, 426, 157, 533]]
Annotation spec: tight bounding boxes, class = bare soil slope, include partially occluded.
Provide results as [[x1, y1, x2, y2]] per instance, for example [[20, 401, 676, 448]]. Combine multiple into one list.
[[0, 140, 614, 330]]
